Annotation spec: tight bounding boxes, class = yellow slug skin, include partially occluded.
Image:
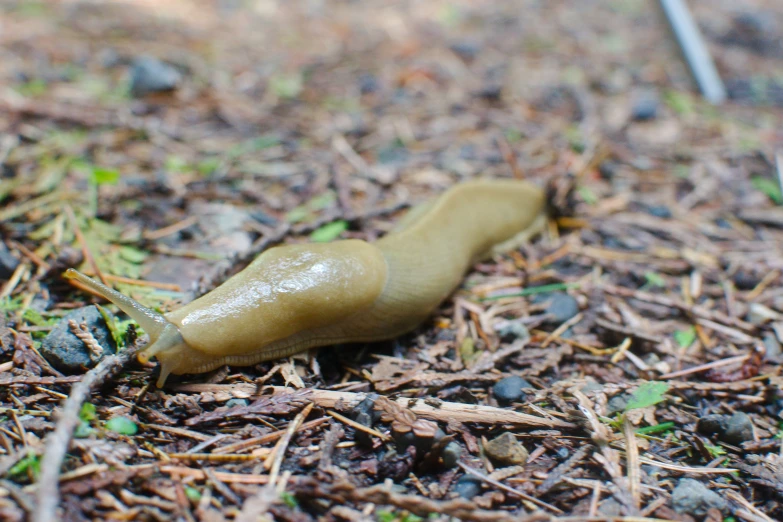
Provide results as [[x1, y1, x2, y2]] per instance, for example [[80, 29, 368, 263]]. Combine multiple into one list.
[[153, 179, 546, 377]]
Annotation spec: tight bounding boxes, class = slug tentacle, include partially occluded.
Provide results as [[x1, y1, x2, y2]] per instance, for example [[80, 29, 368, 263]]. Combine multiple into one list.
[[63, 269, 187, 379]]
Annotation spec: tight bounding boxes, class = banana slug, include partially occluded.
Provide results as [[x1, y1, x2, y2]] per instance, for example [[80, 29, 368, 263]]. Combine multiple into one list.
[[65, 179, 546, 386]]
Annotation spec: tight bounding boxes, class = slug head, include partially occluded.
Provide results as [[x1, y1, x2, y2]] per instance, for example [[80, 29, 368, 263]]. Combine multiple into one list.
[[64, 268, 185, 386]]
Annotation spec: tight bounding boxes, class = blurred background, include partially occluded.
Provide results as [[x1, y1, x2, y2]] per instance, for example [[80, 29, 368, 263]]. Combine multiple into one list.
[[1, 0, 782, 291]]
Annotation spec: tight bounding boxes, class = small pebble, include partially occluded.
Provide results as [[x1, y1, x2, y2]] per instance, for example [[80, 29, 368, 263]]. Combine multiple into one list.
[[394, 428, 446, 452], [646, 205, 672, 219], [763, 333, 783, 363], [733, 269, 761, 290], [580, 381, 603, 394], [555, 447, 570, 460], [449, 41, 481, 61], [723, 412, 755, 444], [598, 160, 619, 180], [40, 306, 117, 374], [0, 242, 20, 280], [130, 56, 181, 97], [598, 498, 623, 516], [453, 476, 482, 500], [746, 303, 779, 325], [606, 394, 630, 415], [541, 293, 580, 323], [493, 376, 532, 404], [494, 319, 530, 342], [483, 432, 529, 466], [358, 73, 379, 94], [441, 442, 462, 468], [697, 413, 754, 444], [671, 478, 728, 516], [697, 414, 728, 437], [631, 92, 659, 121], [225, 399, 249, 408]]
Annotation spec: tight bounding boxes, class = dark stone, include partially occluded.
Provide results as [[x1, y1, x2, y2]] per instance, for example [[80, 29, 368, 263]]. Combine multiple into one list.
[[555, 447, 570, 460], [598, 498, 623, 516], [493, 376, 532, 403], [453, 476, 482, 499], [606, 394, 630, 415], [450, 41, 481, 61], [598, 160, 619, 180], [441, 442, 462, 468], [671, 478, 728, 516], [697, 413, 754, 445], [494, 319, 530, 342], [763, 333, 783, 363], [476, 84, 502, 102], [484, 432, 529, 465], [733, 269, 760, 290], [540, 293, 580, 323], [723, 412, 754, 444], [631, 93, 659, 121], [0, 242, 20, 279], [394, 428, 446, 452], [358, 73, 379, 94], [40, 306, 117, 374], [697, 414, 728, 437], [646, 205, 672, 219], [130, 56, 181, 97], [715, 218, 732, 229]]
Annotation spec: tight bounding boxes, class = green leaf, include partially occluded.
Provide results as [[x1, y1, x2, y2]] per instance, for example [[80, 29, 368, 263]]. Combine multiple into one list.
[[625, 382, 670, 411], [119, 246, 148, 264], [197, 157, 221, 176], [479, 282, 580, 301], [74, 421, 95, 438], [91, 167, 120, 185], [280, 491, 298, 508], [310, 220, 348, 243], [673, 327, 696, 348], [185, 486, 202, 502], [79, 402, 97, 422], [270, 73, 303, 99], [664, 90, 694, 115], [376, 511, 396, 522], [8, 451, 40, 479], [751, 176, 783, 205], [577, 186, 597, 205], [165, 155, 190, 173], [105, 416, 138, 435], [643, 271, 666, 288], [635, 421, 675, 435]]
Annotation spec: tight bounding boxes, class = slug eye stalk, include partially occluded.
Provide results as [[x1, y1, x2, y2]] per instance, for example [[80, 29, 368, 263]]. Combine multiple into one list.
[[64, 269, 185, 385]]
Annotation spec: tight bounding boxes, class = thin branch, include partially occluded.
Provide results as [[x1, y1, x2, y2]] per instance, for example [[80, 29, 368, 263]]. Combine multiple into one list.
[[33, 343, 140, 522]]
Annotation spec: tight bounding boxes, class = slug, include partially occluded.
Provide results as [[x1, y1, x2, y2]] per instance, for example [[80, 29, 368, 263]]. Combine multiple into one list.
[[65, 179, 546, 386]]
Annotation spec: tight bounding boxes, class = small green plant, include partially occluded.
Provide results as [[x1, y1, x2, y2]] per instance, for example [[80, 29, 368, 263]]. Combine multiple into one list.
[[673, 327, 696, 348], [8, 451, 40, 481], [310, 220, 349, 243], [635, 421, 675, 436], [643, 271, 666, 288], [185, 486, 202, 502], [751, 176, 782, 205], [279, 491, 298, 508], [105, 416, 138, 435], [625, 382, 670, 411]]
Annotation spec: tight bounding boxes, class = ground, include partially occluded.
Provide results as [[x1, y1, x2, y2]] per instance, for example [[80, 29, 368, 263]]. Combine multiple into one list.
[[1, 0, 783, 521]]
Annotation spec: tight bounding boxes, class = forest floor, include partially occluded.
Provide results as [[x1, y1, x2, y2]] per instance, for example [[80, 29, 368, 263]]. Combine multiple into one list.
[[1, 0, 783, 521]]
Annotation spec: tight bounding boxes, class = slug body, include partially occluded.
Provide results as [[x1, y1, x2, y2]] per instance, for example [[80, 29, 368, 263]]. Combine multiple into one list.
[[67, 179, 546, 385]]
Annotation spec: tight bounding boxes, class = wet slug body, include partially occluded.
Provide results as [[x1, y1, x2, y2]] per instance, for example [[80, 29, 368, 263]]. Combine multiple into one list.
[[66, 179, 546, 385]]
